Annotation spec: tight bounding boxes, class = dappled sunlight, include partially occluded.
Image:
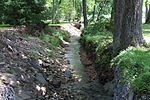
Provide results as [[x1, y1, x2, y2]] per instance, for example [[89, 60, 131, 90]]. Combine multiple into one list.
[[143, 24, 150, 43], [143, 24, 150, 37], [61, 24, 81, 37]]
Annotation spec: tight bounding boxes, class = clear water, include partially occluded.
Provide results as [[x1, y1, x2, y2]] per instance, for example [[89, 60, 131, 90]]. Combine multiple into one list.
[[65, 36, 88, 82]]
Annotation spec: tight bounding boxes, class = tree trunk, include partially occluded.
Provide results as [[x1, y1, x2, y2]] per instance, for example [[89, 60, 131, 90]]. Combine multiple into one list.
[[110, 5, 114, 32], [145, 0, 148, 20], [145, 5, 150, 24], [92, 0, 96, 21], [113, 0, 146, 56], [52, 0, 55, 24], [82, 0, 88, 27]]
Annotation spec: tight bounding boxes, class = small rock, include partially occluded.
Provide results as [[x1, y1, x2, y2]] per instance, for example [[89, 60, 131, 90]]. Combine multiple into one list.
[[52, 79, 61, 88], [0, 62, 5, 67], [64, 70, 72, 78], [42, 62, 51, 68], [35, 73, 48, 85]]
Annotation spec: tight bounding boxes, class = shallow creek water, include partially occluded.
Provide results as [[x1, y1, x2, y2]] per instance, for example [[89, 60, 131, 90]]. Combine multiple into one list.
[[65, 36, 88, 82], [62, 24, 113, 100]]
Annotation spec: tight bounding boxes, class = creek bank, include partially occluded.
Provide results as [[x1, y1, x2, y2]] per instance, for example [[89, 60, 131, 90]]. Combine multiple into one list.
[[80, 36, 114, 84], [0, 27, 77, 100], [113, 67, 150, 100], [80, 33, 150, 100]]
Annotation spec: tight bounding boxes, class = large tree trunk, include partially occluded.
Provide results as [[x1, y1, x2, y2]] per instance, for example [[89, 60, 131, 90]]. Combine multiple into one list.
[[145, 5, 150, 24], [82, 0, 88, 27], [113, 0, 146, 56]]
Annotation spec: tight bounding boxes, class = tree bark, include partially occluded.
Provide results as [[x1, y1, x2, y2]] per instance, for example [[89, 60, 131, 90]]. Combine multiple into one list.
[[145, 5, 150, 24], [82, 0, 88, 27], [52, 0, 55, 24], [145, 0, 148, 20], [113, 0, 146, 56], [92, 0, 96, 21]]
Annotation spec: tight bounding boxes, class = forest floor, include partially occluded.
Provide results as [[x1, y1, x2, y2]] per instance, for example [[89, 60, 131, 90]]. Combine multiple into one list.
[[0, 24, 113, 100]]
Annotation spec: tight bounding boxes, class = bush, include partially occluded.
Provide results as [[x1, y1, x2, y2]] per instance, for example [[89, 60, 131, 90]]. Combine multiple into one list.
[[2, 0, 46, 26], [83, 18, 111, 35]]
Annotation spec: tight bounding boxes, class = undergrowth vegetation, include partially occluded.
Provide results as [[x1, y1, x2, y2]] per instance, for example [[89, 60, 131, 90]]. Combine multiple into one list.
[[112, 47, 150, 95], [81, 19, 150, 96], [81, 19, 112, 65], [80, 19, 114, 84], [24, 26, 68, 59], [38, 26, 68, 49]]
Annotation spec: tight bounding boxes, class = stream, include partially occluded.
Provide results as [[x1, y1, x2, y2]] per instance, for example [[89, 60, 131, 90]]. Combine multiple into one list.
[[62, 24, 113, 100]]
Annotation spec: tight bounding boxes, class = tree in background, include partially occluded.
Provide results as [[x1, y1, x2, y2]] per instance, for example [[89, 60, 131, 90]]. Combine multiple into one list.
[[82, 0, 88, 27], [1, 0, 46, 26], [145, 0, 150, 23], [113, 0, 146, 56], [0, 0, 5, 24]]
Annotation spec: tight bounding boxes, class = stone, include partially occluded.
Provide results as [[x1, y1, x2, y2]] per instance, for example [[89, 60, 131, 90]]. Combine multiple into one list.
[[35, 73, 48, 85], [64, 70, 72, 78], [51, 79, 61, 88]]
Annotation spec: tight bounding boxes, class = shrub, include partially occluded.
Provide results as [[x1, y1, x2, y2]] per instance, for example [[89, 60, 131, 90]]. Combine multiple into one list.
[[83, 18, 111, 35]]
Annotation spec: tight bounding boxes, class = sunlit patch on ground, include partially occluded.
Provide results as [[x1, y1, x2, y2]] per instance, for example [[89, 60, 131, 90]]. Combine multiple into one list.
[[143, 24, 150, 36], [143, 24, 150, 43]]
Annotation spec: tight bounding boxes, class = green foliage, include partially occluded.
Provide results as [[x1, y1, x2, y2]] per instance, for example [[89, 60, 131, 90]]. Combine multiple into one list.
[[39, 27, 68, 48], [1, 0, 47, 26], [45, 48, 53, 57], [81, 18, 112, 66], [143, 24, 150, 37], [88, 0, 112, 22], [59, 0, 76, 21], [82, 19, 112, 52], [112, 47, 150, 93], [31, 51, 41, 59], [83, 18, 112, 35], [0, 24, 12, 28], [133, 73, 150, 93], [83, 31, 112, 51], [23, 33, 32, 38], [5, 69, 16, 74]]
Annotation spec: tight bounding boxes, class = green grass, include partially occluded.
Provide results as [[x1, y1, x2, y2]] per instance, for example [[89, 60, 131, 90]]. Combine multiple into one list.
[[143, 24, 150, 37], [49, 22, 73, 26], [0, 24, 12, 28], [111, 47, 150, 94], [82, 31, 112, 52], [5, 69, 16, 74]]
